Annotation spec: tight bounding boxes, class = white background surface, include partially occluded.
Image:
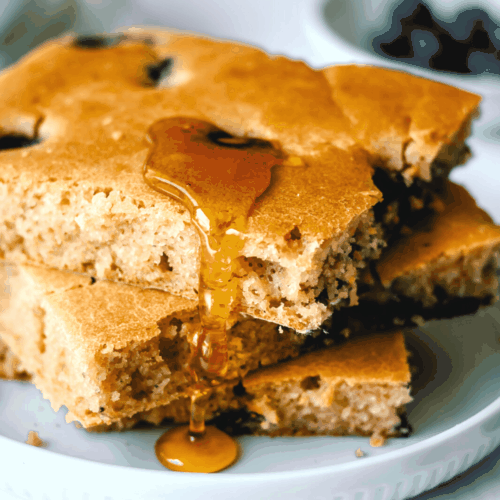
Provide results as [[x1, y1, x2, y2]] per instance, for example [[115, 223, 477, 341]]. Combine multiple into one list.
[[1, 0, 500, 498]]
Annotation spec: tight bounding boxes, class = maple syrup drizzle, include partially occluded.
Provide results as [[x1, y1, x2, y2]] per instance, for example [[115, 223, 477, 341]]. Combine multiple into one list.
[[144, 117, 284, 472]]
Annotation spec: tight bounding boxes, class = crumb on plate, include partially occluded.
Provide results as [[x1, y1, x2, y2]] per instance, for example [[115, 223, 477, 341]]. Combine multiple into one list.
[[26, 430, 45, 447]]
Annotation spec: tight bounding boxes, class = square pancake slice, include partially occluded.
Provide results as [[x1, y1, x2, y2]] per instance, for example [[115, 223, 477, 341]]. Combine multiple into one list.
[[346, 182, 500, 331], [229, 331, 412, 444], [0, 263, 307, 429], [0, 30, 479, 332], [0, 262, 411, 442], [374, 183, 500, 306], [323, 64, 480, 184], [0, 31, 381, 333], [323, 65, 481, 242]]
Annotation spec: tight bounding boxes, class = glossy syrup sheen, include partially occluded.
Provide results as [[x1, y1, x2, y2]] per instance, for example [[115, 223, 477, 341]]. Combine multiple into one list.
[[155, 425, 239, 473], [144, 117, 284, 472]]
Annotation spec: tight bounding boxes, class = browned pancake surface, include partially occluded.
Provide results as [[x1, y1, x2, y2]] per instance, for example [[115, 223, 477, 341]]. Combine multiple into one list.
[[324, 64, 480, 181], [377, 183, 500, 284]]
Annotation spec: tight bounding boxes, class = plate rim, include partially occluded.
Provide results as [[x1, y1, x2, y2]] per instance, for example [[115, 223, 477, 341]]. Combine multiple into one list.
[[1, 381, 499, 483]]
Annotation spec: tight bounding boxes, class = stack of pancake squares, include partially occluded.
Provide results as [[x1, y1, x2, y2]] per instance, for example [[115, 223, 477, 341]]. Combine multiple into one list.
[[0, 28, 499, 445]]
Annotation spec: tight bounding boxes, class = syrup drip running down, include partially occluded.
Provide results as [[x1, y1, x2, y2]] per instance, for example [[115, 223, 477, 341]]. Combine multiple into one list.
[[144, 117, 284, 472]]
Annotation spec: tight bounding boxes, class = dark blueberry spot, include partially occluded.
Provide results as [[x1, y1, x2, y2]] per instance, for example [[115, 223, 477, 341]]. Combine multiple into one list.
[[287, 226, 302, 241], [210, 408, 265, 436], [90, 277, 96, 285], [300, 375, 321, 391], [0, 135, 40, 151], [395, 412, 413, 437], [232, 381, 247, 397], [315, 288, 330, 306], [433, 285, 449, 304], [99, 407, 105, 413], [73, 34, 126, 49], [336, 279, 348, 290], [372, 167, 442, 241], [146, 58, 174, 86]]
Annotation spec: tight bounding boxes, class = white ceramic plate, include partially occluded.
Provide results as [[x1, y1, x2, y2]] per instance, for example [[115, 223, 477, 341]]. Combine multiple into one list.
[[2, 3, 500, 497]]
